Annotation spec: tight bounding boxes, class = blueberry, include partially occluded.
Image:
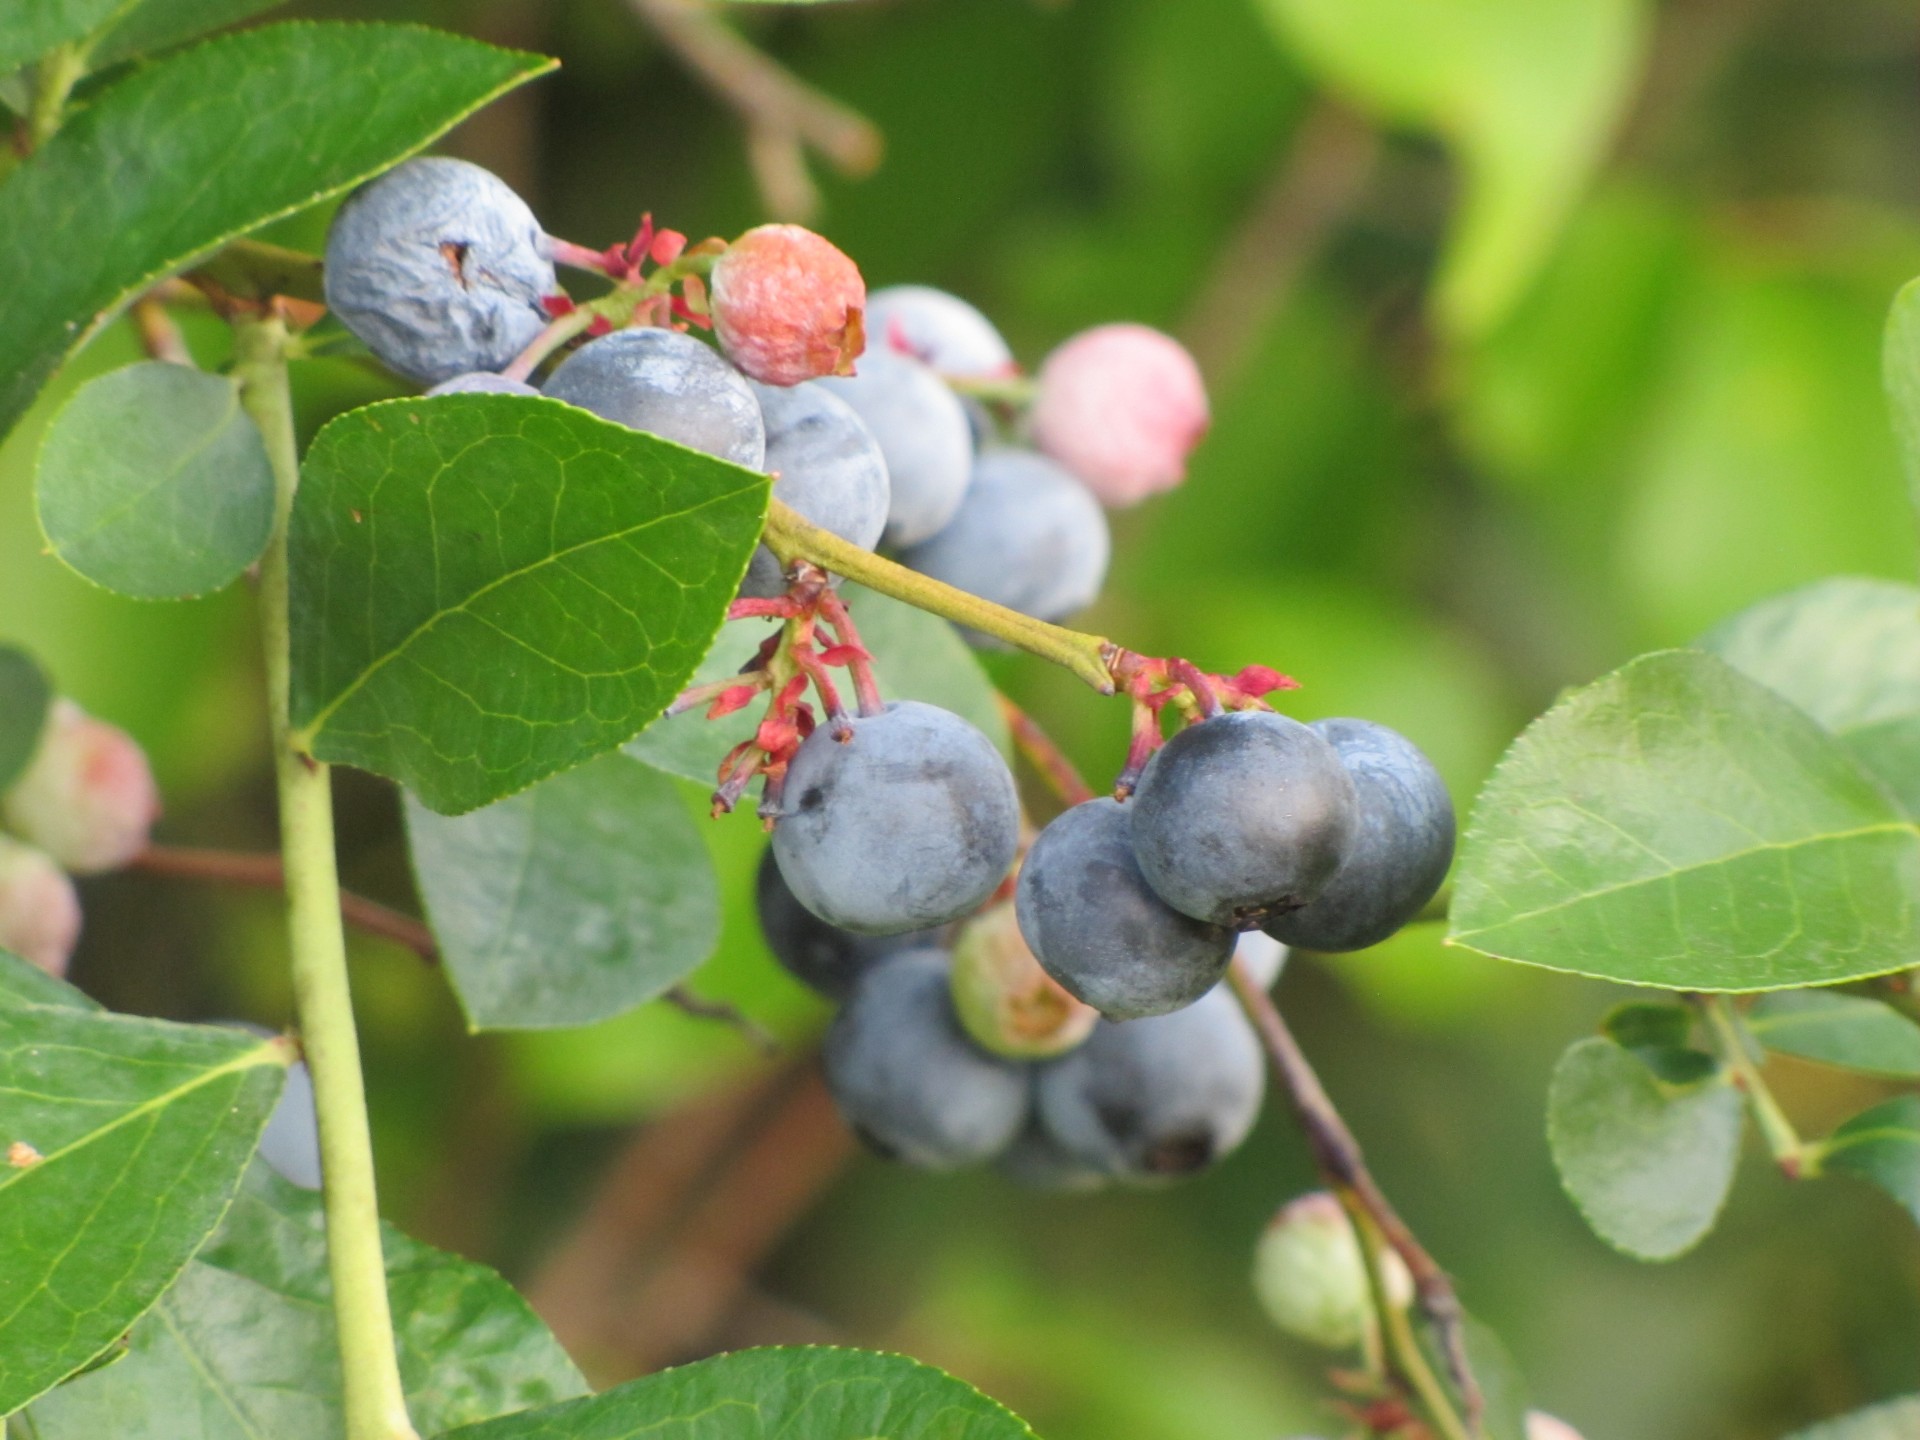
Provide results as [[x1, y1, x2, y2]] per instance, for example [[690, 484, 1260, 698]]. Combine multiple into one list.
[[823, 949, 1030, 1169], [543, 328, 766, 468], [1264, 719, 1454, 952], [865, 285, 1014, 377], [1032, 984, 1264, 1181], [994, 1117, 1109, 1192], [425, 372, 541, 397], [217, 1022, 321, 1190], [753, 846, 943, 999], [898, 449, 1110, 636], [324, 157, 557, 385], [1129, 712, 1359, 929], [818, 350, 973, 547], [1015, 797, 1234, 1019], [771, 701, 1019, 934], [739, 381, 889, 599]]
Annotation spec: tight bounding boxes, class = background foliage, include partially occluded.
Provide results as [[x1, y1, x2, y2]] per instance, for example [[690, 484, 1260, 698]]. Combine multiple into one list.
[[4, 1, 1919, 1435]]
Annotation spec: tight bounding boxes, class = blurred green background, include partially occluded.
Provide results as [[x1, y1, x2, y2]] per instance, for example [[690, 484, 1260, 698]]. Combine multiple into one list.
[[5, 1, 1920, 1435]]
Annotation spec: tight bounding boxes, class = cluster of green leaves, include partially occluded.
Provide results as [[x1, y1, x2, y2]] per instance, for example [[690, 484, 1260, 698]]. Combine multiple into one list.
[[0, 4, 1034, 1436]]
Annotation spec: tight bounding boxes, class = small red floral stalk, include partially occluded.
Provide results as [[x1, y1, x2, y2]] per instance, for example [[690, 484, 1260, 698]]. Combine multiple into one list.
[[1105, 650, 1296, 798]]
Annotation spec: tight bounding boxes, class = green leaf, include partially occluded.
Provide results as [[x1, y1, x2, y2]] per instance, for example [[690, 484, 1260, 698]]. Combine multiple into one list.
[[24, 1163, 587, 1438], [0, 948, 98, 1010], [1255, 0, 1644, 338], [36, 362, 275, 600], [1546, 1036, 1744, 1261], [91, 0, 288, 69], [438, 1347, 1039, 1440], [1600, 1001, 1693, 1052], [0, 1005, 287, 1413], [0, 22, 554, 440], [0, 0, 133, 75], [1449, 650, 1920, 991], [406, 752, 720, 1031], [626, 582, 1008, 786], [1702, 578, 1920, 815], [0, 643, 52, 794], [1746, 991, 1920, 1079], [289, 394, 769, 815], [1785, 1396, 1920, 1440], [1817, 1094, 1920, 1225], [1885, 277, 1920, 525]]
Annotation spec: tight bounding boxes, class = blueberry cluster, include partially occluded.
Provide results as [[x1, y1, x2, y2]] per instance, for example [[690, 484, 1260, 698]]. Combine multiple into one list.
[[1020, 714, 1455, 1019]]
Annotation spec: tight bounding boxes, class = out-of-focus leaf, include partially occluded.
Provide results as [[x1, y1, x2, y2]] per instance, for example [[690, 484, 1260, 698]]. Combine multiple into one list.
[[438, 1347, 1039, 1440], [1746, 991, 1920, 1079], [1785, 1396, 1920, 1439], [1547, 1036, 1743, 1261], [24, 1164, 587, 1438], [0, 23, 554, 440], [1702, 578, 1920, 815], [1254, 0, 1645, 337], [1817, 1095, 1920, 1225], [1449, 651, 1920, 990], [289, 395, 769, 815], [36, 362, 274, 600], [627, 582, 1007, 786], [1601, 1002, 1694, 1053], [0, 948, 97, 1010], [0, 1006, 286, 1413], [1885, 277, 1920, 524], [0, 644, 52, 793], [407, 752, 720, 1031], [0, 0, 131, 74], [91, 0, 288, 67]]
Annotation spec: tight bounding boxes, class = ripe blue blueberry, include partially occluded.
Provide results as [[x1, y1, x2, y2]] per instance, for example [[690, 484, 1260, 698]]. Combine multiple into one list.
[[754, 846, 943, 999], [1264, 719, 1454, 953], [740, 381, 889, 599], [425, 372, 541, 397], [824, 949, 1030, 1169], [898, 449, 1110, 636], [324, 157, 557, 385], [865, 284, 1014, 377], [771, 700, 1020, 934], [817, 350, 973, 547], [543, 328, 766, 468], [1015, 797, 1235, 1019], [1032, 984, 1265, 1181], [995, 1118, 1109, 1192], [1130, 711, 1359, 928]]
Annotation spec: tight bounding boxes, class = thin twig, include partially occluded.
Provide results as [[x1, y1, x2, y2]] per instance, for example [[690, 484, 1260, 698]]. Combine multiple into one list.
[[628, 0, 882, 221], [664, 985, 782, 1056], [132, 296, 195, 366], [996, 693, 1096, 807], [1698, 994, 1808, 1177], [1228, 959, 1484, 1436]]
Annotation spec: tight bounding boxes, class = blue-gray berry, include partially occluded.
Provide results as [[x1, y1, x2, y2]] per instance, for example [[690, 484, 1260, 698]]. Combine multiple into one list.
[[771, 700, 1019, 935], [1130, 711, 1359, 928], [866, 285, 1014, 376], [1016, 797, 1235, 1019], [824, 949, 1030, 1169], [1264, 719, 1454, 953], [543, 328, 766, 468], [324, 157, 557, 385], [740, 381, 889, 599], [425, 371, 541, 397], [817, 350, 974, 547], [754, 846, 944, 999]]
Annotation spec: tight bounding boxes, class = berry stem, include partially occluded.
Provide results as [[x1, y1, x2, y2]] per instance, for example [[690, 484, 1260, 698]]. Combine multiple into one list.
[[761, 498, 1118, 694], [1698, 995, 1810, 1177], [1227, 959, 1483, 1439], [234, 315, 420, 1440], [995, 694, 1095, 807]]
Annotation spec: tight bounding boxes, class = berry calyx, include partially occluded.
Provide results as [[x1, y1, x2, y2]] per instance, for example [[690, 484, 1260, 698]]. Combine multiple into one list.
[[710, 224, 866, 386]]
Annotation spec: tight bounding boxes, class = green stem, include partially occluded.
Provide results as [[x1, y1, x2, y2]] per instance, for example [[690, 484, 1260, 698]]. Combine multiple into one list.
[[1347, 1204, 1472, 1440], [1701, 996, 1810, 1177], [27, 42, 85, 148], [234, 316, 419, 1440], [761, 498, 1118, 693]]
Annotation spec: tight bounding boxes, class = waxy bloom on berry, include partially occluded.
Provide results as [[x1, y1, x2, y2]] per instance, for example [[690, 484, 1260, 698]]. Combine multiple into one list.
[[3, 699, 160, 874], [710, 224, 866, 386], [0, 836, 81, 977], [1031, 323, 1209, 506]]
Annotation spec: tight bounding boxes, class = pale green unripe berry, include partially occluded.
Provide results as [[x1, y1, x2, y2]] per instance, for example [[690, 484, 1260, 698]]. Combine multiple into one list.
[[1526, 1413, 1586, 1440], [3, 700, 159, 874], [950, 903, 1098, 1059], [1252, 1191, 1413, 1349], [0, 835, 81, 977]]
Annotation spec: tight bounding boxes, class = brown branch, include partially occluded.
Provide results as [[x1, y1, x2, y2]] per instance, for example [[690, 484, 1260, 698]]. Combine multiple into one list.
[[132, 296, 194, 366], [627, 0, 882, 221], [129, 844, 438, 962], [664, 984, 782, 1056], [996, 693, 1096, 808], [1228, 958, 1484, 1435]]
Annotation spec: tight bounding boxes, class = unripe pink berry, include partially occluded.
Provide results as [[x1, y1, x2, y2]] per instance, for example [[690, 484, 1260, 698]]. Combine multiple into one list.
[[1030, 323, 1209, 507], [950, 902, 1098, 1059], [3, 700, 160, 874], [710, 224, 866, 387], [0, 837, 81, 978], [1526, 1414, 1586, 1440]]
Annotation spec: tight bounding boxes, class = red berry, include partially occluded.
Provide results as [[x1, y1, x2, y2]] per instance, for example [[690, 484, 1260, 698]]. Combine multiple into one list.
[[0, 837, 81, 977], [1030, 323, 1209, 506], [710, 224, 866, 386], [3, 700, 160, 874]]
